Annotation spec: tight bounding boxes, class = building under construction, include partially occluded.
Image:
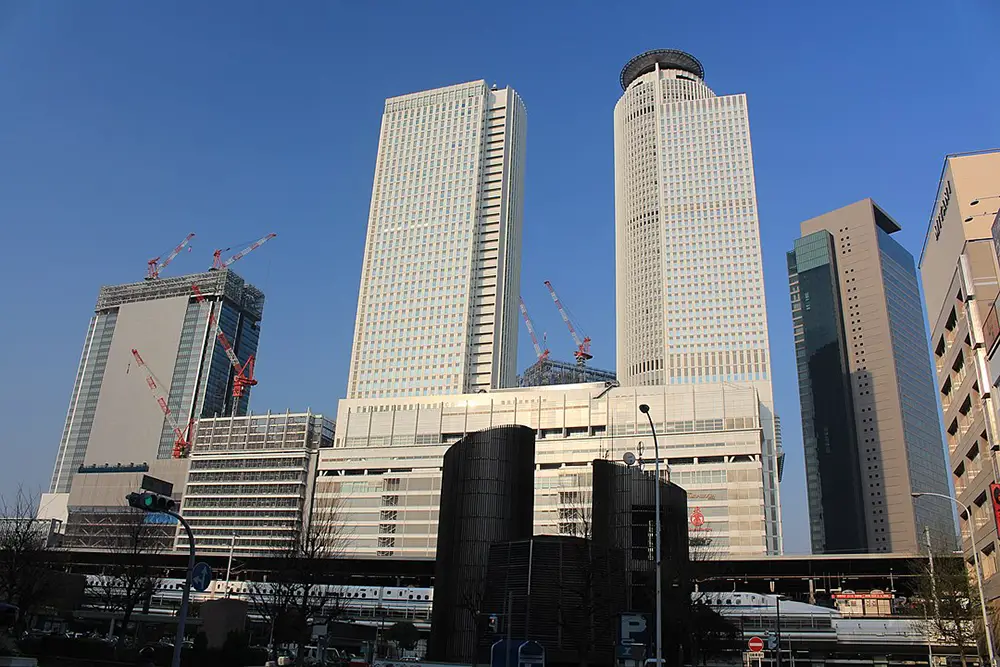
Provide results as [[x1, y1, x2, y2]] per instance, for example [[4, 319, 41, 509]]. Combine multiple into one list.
[[48, 268, 265, 501], [518, 357, 616, 387], [518, 282, 616, 388]]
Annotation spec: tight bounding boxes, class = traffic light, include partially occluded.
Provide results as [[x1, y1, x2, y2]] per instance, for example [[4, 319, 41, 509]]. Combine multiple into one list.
[[126, 491, 176, 513], [487, 614, 498, 633]]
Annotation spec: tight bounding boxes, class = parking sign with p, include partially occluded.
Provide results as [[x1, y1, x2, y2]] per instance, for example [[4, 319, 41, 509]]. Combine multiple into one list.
[[619, 613, 651, 645]]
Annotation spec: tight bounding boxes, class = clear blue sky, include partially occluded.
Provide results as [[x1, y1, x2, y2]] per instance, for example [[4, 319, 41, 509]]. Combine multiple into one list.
[[1, 0, 998, 554]]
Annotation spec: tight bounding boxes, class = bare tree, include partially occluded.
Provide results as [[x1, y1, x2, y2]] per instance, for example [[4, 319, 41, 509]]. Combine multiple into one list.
[[455, 582, 485, 665], [682, 524, 742, 664], [92, 509, 165, 639], [913, 553, 984, 667], [248, 504, 349, 667], [684, 598, 740, 666], [556, 492, 617, 667], [0, 487, 58, 630]]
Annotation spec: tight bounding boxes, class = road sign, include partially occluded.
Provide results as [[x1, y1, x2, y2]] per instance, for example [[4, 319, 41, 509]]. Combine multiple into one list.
[[616, 645, 647, 660], [191, 562, 212, 592], [619, 613, 651, 645], [748, 637, 764, 652]]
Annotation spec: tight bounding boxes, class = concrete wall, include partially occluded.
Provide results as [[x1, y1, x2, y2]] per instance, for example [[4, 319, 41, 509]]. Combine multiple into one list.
[[920, 151, 1000, 319], [84, 296, 189, 467], [68, 460, 190, 507]]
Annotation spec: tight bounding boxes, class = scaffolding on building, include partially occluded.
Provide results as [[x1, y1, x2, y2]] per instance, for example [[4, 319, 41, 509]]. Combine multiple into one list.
[[96, 269, 265, 319], [518, 357, 616, 388]]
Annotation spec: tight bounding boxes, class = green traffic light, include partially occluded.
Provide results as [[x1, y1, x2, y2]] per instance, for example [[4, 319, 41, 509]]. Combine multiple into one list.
[[143, 495, 154, 508]]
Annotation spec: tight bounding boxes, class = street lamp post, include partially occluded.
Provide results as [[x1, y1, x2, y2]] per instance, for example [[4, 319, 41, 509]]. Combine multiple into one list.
[[912, 492, 996, 667], [126, 492, 196, 667], [168, 510, 196, 667], [638, 403, 662, 667]]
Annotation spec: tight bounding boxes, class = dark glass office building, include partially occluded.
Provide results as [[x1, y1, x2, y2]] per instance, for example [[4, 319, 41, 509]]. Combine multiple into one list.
[[788, 232, 868, 554]]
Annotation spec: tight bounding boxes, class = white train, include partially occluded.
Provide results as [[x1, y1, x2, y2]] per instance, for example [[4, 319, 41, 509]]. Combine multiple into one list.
[[84, 576, 434, 622]]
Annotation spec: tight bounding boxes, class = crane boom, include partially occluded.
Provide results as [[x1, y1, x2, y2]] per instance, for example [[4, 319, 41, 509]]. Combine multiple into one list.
[[543, 280, 592, 361], [212, 233, 277, 270], [131, 348, 191, 457], [192, 284, 258, 413], [519, 297, 549, 361], [191, 285, 241, 369], [146, 233, 195, 280]]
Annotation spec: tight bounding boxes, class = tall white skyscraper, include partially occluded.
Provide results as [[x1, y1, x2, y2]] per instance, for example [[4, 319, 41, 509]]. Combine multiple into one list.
[[614, 50, 782, 552], [615, 50, 770, 388], [347, 81, 526, 399]]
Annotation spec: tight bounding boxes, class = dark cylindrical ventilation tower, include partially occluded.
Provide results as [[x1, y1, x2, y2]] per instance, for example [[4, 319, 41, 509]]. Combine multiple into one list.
[[591, 459, 689, 613], [428, 425, 535, 662]]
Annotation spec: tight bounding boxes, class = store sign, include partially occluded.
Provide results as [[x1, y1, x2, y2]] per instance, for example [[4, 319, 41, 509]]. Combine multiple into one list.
[[992, 212, 1000, 263], [984, 303, 1000, 353], [933, 180, 953, 240], [832, 590, 893, 617], [990, 483, 1000, 535]]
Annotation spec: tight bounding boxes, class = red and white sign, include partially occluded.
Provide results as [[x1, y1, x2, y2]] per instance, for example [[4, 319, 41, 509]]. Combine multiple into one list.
[[690, 508, 705, 527], [990, 483, 1000, 535], [748, 637, 764, 652]]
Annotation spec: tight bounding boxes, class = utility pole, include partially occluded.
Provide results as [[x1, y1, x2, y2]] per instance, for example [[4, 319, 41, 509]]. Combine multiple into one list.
[[225, 533, 236, 594], [775, 596, 781, 667], [925, 526, 937, 667], [126, 491, 196, 667], [506, 591, 514, 667], [639, 404, 662, 667], [913, 492, 996, 667]]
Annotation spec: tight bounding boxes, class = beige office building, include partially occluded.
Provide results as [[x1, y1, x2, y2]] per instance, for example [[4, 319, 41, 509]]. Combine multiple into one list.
[[316, 381, 779, 560], [612, 51, 781, 551], [346, 81, 526, 400], [179, 411, 333, 556], [792, 199, 954, 554], [919, 149, 1000, 598]]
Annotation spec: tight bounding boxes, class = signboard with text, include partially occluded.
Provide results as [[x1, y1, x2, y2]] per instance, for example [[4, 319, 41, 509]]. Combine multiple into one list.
[[990, 483, 1000, 536], [833, 591, 893, 617], [985, 302, 1000, 354]]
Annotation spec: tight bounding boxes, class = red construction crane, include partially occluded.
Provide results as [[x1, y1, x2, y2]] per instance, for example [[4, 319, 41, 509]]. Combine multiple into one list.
[[211, 233, 277, 270], [519, 297, 550, 361], [131, 348, 193, 458], [192, 284, 257, 414], [146, 233, 195, 280], [543, 280, 592, 364]]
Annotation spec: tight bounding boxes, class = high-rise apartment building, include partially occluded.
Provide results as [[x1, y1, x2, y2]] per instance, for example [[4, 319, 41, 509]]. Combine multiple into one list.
[[920, 149, 1000, 598], [790, 199, 955, 555], [45, 270, 264, 505], [347, 80, 526, 399], [613, 50, 781, 552]]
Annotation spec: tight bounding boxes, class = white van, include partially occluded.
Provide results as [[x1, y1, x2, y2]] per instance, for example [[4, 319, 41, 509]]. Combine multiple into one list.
[[304, 645, 342, 665]]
